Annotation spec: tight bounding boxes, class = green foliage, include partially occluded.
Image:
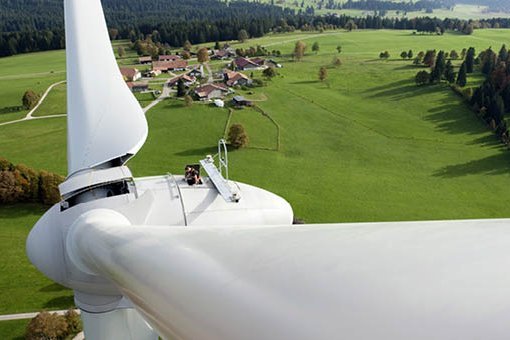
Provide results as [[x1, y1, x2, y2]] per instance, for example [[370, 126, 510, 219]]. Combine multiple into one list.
[[415, 70, 430, 85], [332, 56, 342, 67], [228, 123, 249, 149], [0, 158, 63, 205], [22, 90, 40, 110], [318, 66, 328, 82], [263, 67, 277, 79], [238, 29, 249, 43], [117, 46, 125, 57], [197, 47, 210, 63], [293, 41, 306, 61], [400, 51, 408, 59], [312, 41, 320, 54], [184, 94, 193, 107], [64, 309, 82, 335], [379, 51, 390, 59], [456, 61, 467, 87], [26, 312, 68, 340], [177, 78, 186, 97]]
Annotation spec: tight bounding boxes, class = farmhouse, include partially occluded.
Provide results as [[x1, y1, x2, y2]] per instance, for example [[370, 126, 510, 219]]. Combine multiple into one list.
[[194, 83, 229, 101], [224, 71, 251, 87], [187, 65, 204, 78], [127, 81, 149, 93], [152, 60, 188, 72], [120, 67, 142, 82], [158, 55, 181, 62], [233, 57, 266, 71], [211, 49, 235, 60], [138, 56, 152, 64], [168, 74, 196, 88]]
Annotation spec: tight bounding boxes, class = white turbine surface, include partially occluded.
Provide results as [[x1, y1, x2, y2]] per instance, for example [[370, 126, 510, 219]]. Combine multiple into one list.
[[64, 0, 147, 176], [68, 209, 510, 340]]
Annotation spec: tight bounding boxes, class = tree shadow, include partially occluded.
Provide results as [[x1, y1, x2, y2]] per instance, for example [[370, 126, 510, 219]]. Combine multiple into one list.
[[290, 80, 319, 85], [423, 104, 485, 136], [433, 151, 510, 178], [467, 134, 502, 149], [367, 82, 433, 100], [0, 106, 22, 114], [43, 295, 75, 309], [174, 146, 218, 157], [39, 283, 68, 293], [365, 78, 413, 94]]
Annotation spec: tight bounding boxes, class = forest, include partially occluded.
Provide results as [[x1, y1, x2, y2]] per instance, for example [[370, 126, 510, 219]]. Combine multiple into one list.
[[2, 0, 510, 57]]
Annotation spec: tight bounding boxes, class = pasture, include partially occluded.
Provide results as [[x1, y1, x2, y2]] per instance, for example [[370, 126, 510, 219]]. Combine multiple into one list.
[[2, 28, 510, 337]]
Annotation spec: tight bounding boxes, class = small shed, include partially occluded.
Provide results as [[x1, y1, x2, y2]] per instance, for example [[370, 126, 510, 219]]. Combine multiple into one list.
[[232, 95, 252, 107]]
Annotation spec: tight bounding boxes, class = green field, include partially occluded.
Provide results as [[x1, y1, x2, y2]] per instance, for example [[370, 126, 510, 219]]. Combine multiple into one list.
[[2, 28, 510, 337], [259, 0, 510, 19]]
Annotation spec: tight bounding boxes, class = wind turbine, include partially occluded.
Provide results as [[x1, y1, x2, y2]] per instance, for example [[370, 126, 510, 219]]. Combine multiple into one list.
[[26, 0, 510, 339]]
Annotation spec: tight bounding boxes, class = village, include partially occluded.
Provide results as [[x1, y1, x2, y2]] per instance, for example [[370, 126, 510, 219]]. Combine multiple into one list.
[[119, 45, 283, 108]]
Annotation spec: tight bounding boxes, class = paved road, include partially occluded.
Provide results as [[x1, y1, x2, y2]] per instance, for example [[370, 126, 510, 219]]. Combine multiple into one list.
[[0, 80, 67, 127], [143, 80, 174, 113]]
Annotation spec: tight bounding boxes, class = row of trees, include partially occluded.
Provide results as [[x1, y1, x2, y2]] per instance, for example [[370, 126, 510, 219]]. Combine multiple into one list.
[[0, 158, 63, 205]]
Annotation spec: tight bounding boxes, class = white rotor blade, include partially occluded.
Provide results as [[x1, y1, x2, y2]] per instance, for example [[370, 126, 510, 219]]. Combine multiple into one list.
[[65, 0, 147, 176], [68, 210, 510, 340]]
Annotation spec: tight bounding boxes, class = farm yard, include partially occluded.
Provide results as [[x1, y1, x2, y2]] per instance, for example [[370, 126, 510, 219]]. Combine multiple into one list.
[[2, 28, 510, 337]]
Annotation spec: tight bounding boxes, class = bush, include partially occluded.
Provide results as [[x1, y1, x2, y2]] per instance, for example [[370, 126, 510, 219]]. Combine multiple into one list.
[[227, 123, 249, 149], [26, 312, 68, 340], [22, 90, 40, 110], [65, 309, 82, 335], [0, 171, 23, 203], [39, 171, 64, 205]]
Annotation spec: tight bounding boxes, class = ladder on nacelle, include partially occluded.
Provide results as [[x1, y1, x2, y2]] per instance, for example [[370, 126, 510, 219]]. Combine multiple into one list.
[[200, 139, 240, 203]]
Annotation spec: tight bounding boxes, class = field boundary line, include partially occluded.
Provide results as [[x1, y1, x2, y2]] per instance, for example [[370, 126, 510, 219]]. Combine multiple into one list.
[[252, 105, 281, 151], [223, 108, 234, 139]]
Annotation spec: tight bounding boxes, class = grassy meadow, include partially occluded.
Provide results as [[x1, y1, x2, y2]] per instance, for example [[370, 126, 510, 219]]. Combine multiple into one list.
[[2, 28, 510, 337]]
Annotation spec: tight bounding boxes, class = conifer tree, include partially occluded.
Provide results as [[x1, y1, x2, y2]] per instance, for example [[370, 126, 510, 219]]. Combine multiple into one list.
[[456, 62, 467, 87]]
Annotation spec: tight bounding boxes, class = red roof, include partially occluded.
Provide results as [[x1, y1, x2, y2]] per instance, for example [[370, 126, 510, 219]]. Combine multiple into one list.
[[119, 67, 139, 80], [158, 55, 181, 61], [152, 60, 188, 71], [194, 83, 228, 98]]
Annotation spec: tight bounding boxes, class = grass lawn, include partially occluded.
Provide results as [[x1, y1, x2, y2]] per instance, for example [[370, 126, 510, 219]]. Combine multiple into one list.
[[0, 319, 28, 340]]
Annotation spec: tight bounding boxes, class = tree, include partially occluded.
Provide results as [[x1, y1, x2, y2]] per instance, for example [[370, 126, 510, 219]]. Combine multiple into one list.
[[184, 95, 193, 107], [344, 19, 358, 31], [450, 50, 459, 60], [263, 67, 277, 79], [117, 46, 125, 58], [456, 62, 467, 87], [214, 41, 220, 50], [197, 47, 209, 64], [0, 171, 23, 203], [22, 90, 40, 110], [238, 29, 249, 43], [461, 48, 467, 60], [312, 41, 320, 54], [228, 124, 249, 149], [444, 60, 456, 84], [498, 44, 508, 62], [407, 50, 413, 59], [465, 47, 475, 73], [400, 51, 408, 59], [336, 45, 342, 54], [422, 50, 436, 68], [332, 56, 342, 67], [176, 78, 186, 97], [379, 51, 390, 59], [294, 41, 306, 61], [415, 70, 430, 86], [430, 50, 446, 83], [181, 50, 191, 59], [183, 40, 192, 51], [318, 66, 328, 82]]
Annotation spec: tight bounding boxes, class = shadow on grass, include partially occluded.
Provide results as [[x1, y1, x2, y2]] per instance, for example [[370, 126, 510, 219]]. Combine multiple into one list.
[[433, 151, 510, 178], [174, 146, 218, 157], [43, 295, 74, 309], [367, 82, 433, 100], [290, 80, 319, 85], [365, 78, 413, 93], [423, 104, 485, 136], [0, 204, 46, 219], [39, 283, 68, 293]]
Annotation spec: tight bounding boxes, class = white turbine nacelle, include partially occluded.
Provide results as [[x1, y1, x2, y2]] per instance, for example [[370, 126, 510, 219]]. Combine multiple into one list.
[[27, 165, 293, 310]]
